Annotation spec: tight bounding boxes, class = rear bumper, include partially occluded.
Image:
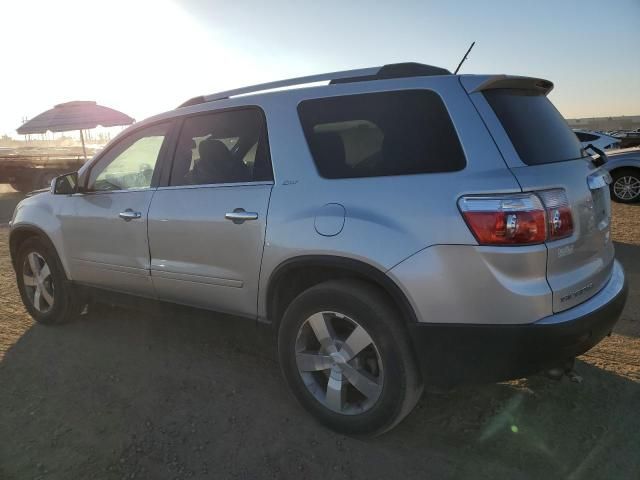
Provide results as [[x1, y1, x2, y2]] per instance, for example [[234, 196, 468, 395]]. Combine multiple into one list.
[[408, 260, 627, 387]]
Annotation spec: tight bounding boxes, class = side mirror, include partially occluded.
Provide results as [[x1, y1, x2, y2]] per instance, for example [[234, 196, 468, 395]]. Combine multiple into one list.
[[53, 172, 79, 195]]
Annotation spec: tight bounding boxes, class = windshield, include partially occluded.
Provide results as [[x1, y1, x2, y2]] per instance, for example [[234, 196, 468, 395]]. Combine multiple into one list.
[[484, 88, 586, 165]]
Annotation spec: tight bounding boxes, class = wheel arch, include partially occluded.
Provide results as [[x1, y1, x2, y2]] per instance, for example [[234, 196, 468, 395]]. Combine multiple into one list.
[[9, 225, 66, 275], [608, 164, 640, 175], [266, 255, 418, 329]]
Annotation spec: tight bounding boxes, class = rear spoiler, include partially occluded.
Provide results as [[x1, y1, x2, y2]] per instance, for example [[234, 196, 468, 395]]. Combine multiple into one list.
[[460, 75, 554, 95]]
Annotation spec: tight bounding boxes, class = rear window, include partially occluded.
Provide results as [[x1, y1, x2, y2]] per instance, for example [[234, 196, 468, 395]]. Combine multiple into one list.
[[484, 89, 585, 165], [297, 90, 466, 179]]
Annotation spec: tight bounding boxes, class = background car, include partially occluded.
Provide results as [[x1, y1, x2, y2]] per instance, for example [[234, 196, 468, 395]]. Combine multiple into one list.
[[613, 130, 640, 149], [603, 147, 640, 203], [574, 129, 621, 151]]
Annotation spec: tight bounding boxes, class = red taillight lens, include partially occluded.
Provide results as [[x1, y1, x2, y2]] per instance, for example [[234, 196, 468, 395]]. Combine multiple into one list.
[[537, 189, 574, 240], [459, 190, 574, 246], [462, 210, 547, 245], [459, 194, 547, 245]]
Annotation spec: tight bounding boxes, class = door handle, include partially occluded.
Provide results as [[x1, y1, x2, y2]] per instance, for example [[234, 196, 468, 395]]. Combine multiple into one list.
[[225, 209, 258, 224], [119, 209, 142, 221]]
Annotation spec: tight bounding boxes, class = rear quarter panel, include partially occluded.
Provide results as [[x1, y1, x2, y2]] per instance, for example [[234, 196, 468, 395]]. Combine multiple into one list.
[[254, 77, 522, 321]]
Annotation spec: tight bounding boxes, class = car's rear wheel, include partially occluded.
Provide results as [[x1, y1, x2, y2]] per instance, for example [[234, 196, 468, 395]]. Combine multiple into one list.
[[16, 237, 85, 325], [278, 279, 423, 436], [610, 168, 640, 203]]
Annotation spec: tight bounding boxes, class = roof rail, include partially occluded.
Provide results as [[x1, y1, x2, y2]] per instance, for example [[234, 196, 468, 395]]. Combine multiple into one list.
[[179, 62, 451, 108]]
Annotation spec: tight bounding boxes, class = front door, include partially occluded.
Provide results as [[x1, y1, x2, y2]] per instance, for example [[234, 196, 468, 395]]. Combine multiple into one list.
[[147, 108, 273, 317], [61, 122, 172, 297]]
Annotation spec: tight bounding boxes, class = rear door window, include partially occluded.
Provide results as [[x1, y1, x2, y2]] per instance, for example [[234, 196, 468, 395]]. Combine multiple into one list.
[[297, 90, 466, 179], [484, 89, 586, 165], [169, 108, 272, 186]]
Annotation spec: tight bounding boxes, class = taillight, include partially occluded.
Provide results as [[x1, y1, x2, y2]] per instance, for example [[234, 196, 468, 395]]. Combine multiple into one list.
[[458, 194, 546, 245], [458, 190, 574, 246], [537, 189, 574, 240]]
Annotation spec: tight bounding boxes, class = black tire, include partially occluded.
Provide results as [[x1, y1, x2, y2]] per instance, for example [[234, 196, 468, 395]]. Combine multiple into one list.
[[610, 168, 640, 203], [15, 237, 85, 325], [278, 279, 423, 436]]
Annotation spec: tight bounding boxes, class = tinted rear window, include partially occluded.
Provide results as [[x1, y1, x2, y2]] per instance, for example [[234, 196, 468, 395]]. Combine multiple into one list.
[[298, 90, 466, 179], [484, 89, 585, 165]]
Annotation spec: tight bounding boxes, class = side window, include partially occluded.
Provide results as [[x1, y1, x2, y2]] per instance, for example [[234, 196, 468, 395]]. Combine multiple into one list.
[[89, 123, 170, 191], [169, 109, 272, 186], [297, 90, 466, 179]]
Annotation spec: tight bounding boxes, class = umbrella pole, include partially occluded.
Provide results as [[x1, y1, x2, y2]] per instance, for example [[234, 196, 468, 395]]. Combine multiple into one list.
[[79, 129, 87, 160]]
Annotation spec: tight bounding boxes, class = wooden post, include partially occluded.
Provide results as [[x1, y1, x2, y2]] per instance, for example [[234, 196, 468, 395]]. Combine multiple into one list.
[[79, 129, 87, 160]]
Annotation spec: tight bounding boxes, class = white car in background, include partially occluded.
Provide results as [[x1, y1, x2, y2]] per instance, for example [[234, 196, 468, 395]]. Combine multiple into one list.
[[603, 147, 640, 203], [574, 130, 621, 151]]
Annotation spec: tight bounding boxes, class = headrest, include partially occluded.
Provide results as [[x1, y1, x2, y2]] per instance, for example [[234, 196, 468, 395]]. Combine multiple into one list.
[[310, 132, 347, 177], [198, 138, 231, 165]]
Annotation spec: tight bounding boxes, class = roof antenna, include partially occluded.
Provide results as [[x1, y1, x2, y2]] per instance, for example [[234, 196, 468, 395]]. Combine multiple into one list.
[[454, 41, 476, 74]]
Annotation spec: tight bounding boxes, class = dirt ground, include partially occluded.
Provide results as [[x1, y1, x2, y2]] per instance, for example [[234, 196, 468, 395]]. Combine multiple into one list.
[[0, 199, 638, 480]]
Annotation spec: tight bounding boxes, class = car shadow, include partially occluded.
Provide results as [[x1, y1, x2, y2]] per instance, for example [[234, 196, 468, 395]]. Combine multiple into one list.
[[0, 297, 638, 480], [612, 241, 639, 338]]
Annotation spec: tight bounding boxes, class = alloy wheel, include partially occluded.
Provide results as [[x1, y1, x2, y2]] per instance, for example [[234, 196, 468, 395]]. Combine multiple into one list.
[[613, 175, 640, 201], [295, 311, 384, 415], [22, 252, 55, 313]]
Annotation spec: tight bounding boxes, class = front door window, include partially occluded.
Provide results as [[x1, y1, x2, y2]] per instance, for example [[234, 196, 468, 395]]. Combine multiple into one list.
[[89, 123, 170, 191]]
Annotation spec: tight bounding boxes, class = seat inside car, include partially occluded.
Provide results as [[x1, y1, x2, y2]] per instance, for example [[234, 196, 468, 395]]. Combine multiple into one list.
[[192, 137, 248, 184], [310, 132, 350, 178]]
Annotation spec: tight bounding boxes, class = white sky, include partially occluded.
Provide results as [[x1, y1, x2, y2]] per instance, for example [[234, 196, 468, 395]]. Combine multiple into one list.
[[1, 0, 639, 137], [0, 0, 284, 136]]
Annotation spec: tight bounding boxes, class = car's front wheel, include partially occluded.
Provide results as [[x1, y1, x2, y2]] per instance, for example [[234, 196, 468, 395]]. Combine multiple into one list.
[[610, 168, 640, 203], [16, 237, 85, 325], [278, 279, 423, 436]]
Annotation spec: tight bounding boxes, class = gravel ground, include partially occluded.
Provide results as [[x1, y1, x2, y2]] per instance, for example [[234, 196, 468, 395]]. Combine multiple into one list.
[[0, 201, 638, 480]]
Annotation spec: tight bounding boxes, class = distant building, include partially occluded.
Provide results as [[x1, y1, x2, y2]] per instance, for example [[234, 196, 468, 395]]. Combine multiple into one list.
[[566, 115, 640, 131]]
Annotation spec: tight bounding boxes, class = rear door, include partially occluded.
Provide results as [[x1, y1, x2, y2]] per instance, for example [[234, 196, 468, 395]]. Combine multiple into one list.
[[147, 108, 273, 318], [466, 80, 614, 312]]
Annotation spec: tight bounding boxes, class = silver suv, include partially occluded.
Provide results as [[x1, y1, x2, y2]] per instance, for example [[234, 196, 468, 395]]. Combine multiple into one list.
[[9, 63, 628, 435]]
